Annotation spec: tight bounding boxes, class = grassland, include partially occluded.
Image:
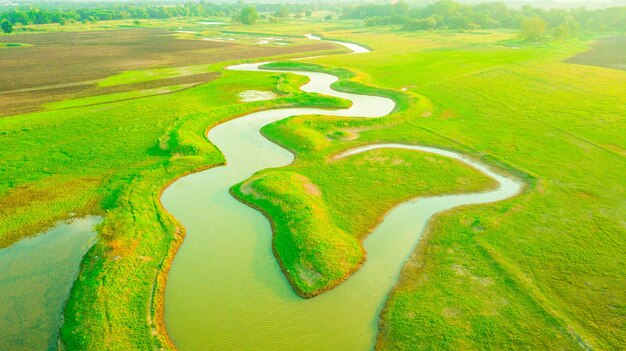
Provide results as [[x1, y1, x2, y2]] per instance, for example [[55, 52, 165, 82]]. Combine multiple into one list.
[[232, 146, 496, 296], [40, 78, 345, 350], [229, 61, 496, 297], [180, 18, 625, 348], [0, 26, 350, 348], [232, 27, 624, 349], [1, 16, 624, 350]]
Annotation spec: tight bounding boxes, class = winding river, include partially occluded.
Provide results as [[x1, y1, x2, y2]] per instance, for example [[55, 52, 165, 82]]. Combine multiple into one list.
[[162, 37, 522, 350]]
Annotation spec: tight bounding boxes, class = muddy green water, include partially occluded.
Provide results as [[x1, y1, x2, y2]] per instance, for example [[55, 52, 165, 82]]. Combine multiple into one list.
[[0, 216, 98, 350], [162, 38, 521, 350]]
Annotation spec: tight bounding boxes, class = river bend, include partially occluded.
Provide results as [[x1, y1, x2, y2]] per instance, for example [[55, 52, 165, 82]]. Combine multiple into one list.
[[162, 36, 522, 350]]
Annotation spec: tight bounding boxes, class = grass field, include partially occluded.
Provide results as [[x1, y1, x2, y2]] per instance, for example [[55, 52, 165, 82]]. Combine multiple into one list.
[[1, 16, 624, 350], [232, 146, 497, 296], [242, 27, 625, 349], [0, 24, 350, 349], [227, 61, 492, 297], [192, 20, 624, 348]]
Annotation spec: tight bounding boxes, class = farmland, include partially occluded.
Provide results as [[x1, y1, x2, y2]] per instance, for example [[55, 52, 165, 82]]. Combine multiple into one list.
[[1, 5, 625, 351], [0, 28, 337, 116], [565, 36, 626, 71]]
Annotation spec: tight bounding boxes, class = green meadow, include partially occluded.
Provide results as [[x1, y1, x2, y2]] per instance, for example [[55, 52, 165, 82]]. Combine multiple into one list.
[[0, 13, 624, 351], [232, 146, 496, 296], [0, 39, 348, 348], [243, 27, 625, 349]]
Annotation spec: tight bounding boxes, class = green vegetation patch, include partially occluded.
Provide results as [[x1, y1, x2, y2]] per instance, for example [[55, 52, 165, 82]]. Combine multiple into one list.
[[263, 61, 410, 111], [1, 49, 348, 349], [98, 65, 215, 88], [233, 116, 497, 296], [300, 28, 625, 350], [230, 25, 624, 349], [232, 172, 363, 296], [0, 43, 30, 48], [2, 16, 625, 350], [44, 84, 196, 110]]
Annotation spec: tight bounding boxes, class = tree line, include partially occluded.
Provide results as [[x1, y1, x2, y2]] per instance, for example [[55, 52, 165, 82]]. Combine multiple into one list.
[[234, 4, 327, 25], [0, 1, 330, 29], [342, 0, 625, 39], [2, 0, 624, 40]]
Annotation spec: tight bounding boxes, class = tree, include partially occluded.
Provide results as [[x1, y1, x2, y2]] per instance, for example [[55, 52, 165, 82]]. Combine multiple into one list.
[[239, 6, 259, 25], [305, 10, 312, 17], [394, 1, 410, 15], [1, 20, 12, 34], [553, 16, 579, 39], [521, 16, 546, 41], [275, 6, 289, 19]]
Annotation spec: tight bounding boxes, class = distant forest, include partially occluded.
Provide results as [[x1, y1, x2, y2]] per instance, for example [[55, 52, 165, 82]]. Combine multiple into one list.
[[1, 0, 624, 37], [0, 2, 327, 25], [344, 0, 625, 34]]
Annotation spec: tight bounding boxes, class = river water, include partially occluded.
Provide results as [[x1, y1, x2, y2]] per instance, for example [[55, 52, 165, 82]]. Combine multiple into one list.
[[0, 216, 98, 350]]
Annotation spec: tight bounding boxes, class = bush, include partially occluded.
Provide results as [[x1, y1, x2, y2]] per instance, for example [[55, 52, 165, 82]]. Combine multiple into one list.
[[238, 6, 259, 25], [1, 20, 13, 34], [521, 16, 547, 41]]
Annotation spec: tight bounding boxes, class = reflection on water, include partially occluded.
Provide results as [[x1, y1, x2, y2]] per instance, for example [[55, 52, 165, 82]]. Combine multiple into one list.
[[0, 216, 99, 350]]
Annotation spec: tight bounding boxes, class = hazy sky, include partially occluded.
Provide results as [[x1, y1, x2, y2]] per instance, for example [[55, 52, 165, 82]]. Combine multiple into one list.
[[4, 0, 620, 2]]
